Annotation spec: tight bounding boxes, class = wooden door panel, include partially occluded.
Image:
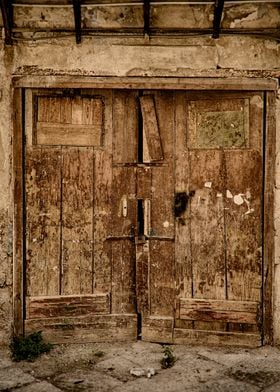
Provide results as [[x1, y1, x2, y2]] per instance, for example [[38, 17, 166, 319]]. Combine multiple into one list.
[[24, 91, 138, 343], [110, 167, 137, 238], [225, 150, 262, 302], [174, 92, 263, 346], [189, 149, 226, 300], [61, 148, 94, 295], [111, 239, 136, 314], [93, 149, 112, 293], [25, 147, 61, 297]]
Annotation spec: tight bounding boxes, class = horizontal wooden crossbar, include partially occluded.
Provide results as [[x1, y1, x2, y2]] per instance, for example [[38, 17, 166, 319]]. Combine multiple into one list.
[[178, 298, 258, 324]]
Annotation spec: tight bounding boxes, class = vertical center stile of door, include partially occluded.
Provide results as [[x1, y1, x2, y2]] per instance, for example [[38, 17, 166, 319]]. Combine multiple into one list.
[[221, 148, 229, 302]]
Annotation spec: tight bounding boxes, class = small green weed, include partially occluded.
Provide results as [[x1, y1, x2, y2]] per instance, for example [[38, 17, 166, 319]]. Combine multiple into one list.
[[160, 345, 176, 369], [10, 331, 53, 362]]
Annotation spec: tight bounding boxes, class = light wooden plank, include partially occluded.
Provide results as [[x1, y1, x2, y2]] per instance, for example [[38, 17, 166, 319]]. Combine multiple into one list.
[[135, 238, 149, 315], [93, 149, 112, 293], [179, 298, 257, 324], [111, 239, 136, 314], [112, 90, 138, 164], [179, 298, 258, 313], [36, 123, 102, 146], [37, 96, 50, 122], [71, 96, 83, 124], [140, 95, 163, 162], [142, 316, 173, 343], [173, 328, 261, 347], [263, 91, 276, 344], [188, 149, 226, 300], [25, 314, 137, 344], [137, 166, 151, 200], [48, 97, 61, 123], [26, 294, 110, 319], [225, 150, 262, 302], [60, 96, 72, 124], [174, 92, 192, 300], [92, 90, 112, 294], [150, 240, 174, 317], [25, 147, 61, 296], [61, 148, 94, 295], [110, 167, 137, 237], [150, 92, 174, 238], [13, 76, 278, 91], [13, 88, 24, 336]]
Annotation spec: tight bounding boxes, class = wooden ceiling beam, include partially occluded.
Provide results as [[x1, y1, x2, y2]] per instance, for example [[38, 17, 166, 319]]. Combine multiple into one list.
[[0, 0, 13, 45], [143, 0, 150, 37], [212, 0, 224, 39], [72, 0, 81, 44]]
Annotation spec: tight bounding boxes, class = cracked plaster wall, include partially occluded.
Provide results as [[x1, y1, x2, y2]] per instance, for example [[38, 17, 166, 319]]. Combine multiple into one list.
[[1, 3, 280, 346]]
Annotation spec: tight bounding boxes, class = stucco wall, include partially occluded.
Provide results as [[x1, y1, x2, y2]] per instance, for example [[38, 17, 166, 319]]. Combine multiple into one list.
[[0, 3, 280, 346]]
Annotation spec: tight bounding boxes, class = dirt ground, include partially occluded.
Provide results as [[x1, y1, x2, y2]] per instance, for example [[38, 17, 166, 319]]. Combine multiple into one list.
[[1, 341, 280, 391]]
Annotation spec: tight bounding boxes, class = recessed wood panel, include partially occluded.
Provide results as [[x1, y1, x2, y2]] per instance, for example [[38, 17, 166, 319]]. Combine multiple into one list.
[[188, 98, 249, 149], [35, 96, 103, 146]]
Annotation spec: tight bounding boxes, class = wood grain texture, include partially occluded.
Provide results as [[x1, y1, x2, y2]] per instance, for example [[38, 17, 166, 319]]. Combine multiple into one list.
[[188, 149, 225, 300], [174, 92, 192, 300], [263, 91, 276, 344], [13, 76, 278, 91], [179, 298, 257, 324], [140, 95, 163, 162], [36, 96, 103, 146], [111, 239, 136, 314], [25, 147, 61, 296], [135, 238, 149, 315], [26, 294, 110, 319], [25, 314, 137, 344], [150, 92, 174, 239], [61, 148, 94, 295], [137, 166, 151, 200], [93, 149, 112, 293], [112, 90, 138, 164], [225, 150, 262, 302], [110, 167, 137, 237], [13, 88, 24, 336], [149, 240, 174, 317], [173, 328, 261, 347], [142, 316, 173, 343]]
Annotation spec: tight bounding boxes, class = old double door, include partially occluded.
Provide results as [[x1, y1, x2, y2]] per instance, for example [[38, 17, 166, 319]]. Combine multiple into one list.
[[24, 89, 264, 346]]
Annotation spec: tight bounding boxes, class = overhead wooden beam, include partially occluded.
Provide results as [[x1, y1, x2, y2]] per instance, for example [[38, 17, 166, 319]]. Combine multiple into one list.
[[143, 0, 150, 37], [0, 0, 13, 45], [212, 0, 224, 39], [72, 0, 82, 44]]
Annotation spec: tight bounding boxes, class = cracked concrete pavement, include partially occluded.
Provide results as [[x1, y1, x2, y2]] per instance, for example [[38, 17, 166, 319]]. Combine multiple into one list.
[[1, 342, 280, 391]]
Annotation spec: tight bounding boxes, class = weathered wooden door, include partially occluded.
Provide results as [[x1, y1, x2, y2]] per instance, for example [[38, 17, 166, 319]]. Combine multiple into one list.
[[173, 92, 264, 346], [24, 89, 265, 346], [24, 90, 139, 343]]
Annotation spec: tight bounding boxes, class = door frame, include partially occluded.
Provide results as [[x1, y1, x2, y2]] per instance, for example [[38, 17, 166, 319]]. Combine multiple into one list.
[[12, 76, 277, 344]]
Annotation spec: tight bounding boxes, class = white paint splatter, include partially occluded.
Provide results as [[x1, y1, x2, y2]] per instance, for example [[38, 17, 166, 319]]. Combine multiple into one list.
[[245, 190, 251, 200], [216, 193, 222, 198], [204, 181, 212, 188], [226, 190, 233, 199], [233, 194, 244, 205], [244, 208, 255, 216], [163, 221, 170, 228]]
